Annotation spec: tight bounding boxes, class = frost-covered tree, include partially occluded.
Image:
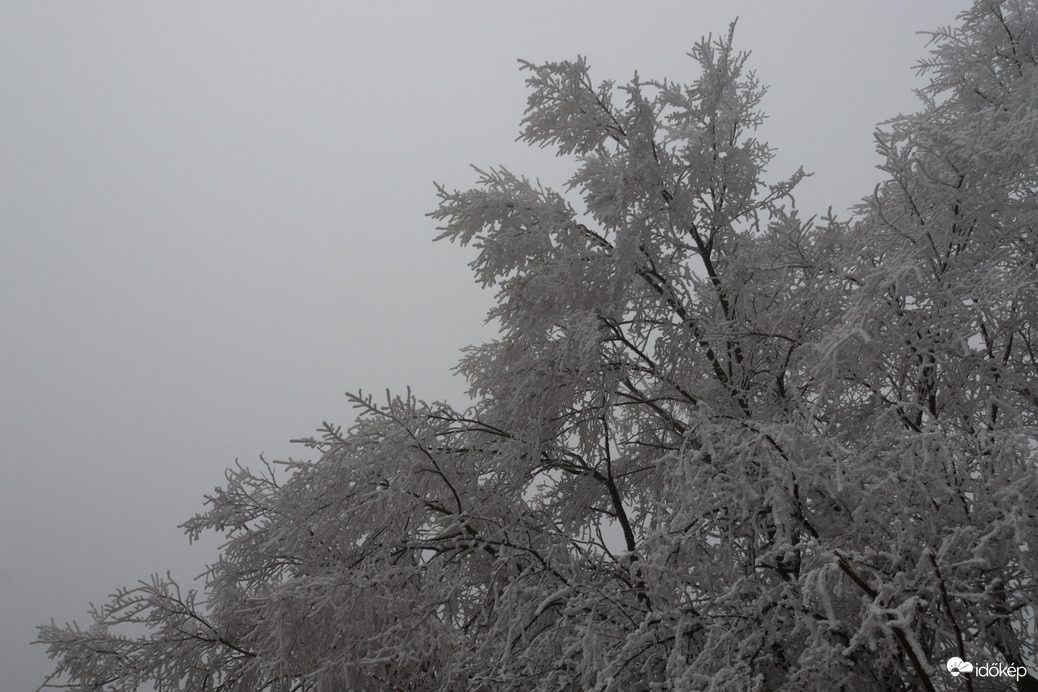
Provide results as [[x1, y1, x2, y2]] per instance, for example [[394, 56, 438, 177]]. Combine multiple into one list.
[[37, 2, 1038, 690]]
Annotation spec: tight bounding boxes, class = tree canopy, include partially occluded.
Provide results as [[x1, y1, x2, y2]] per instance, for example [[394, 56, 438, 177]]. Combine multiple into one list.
[[38, 2, 1038, 690]]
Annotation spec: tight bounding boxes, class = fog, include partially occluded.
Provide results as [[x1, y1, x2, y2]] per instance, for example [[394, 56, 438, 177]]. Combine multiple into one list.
[[0, 2, 969, 688]]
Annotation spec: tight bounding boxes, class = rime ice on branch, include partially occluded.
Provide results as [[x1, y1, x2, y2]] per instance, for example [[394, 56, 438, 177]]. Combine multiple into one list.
[[38, 4, 1038, 691]]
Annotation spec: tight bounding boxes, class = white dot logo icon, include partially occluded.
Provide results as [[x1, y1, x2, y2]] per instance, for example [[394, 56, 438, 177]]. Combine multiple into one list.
[[947, 657, 974, 677]]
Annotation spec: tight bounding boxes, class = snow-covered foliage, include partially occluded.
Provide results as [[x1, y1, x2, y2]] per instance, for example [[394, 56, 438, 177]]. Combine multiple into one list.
[[37, 3, 1038, 690]]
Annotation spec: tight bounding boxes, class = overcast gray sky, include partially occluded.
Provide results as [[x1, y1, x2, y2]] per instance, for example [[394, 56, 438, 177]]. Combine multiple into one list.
[[2, 2, 971, 688]]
